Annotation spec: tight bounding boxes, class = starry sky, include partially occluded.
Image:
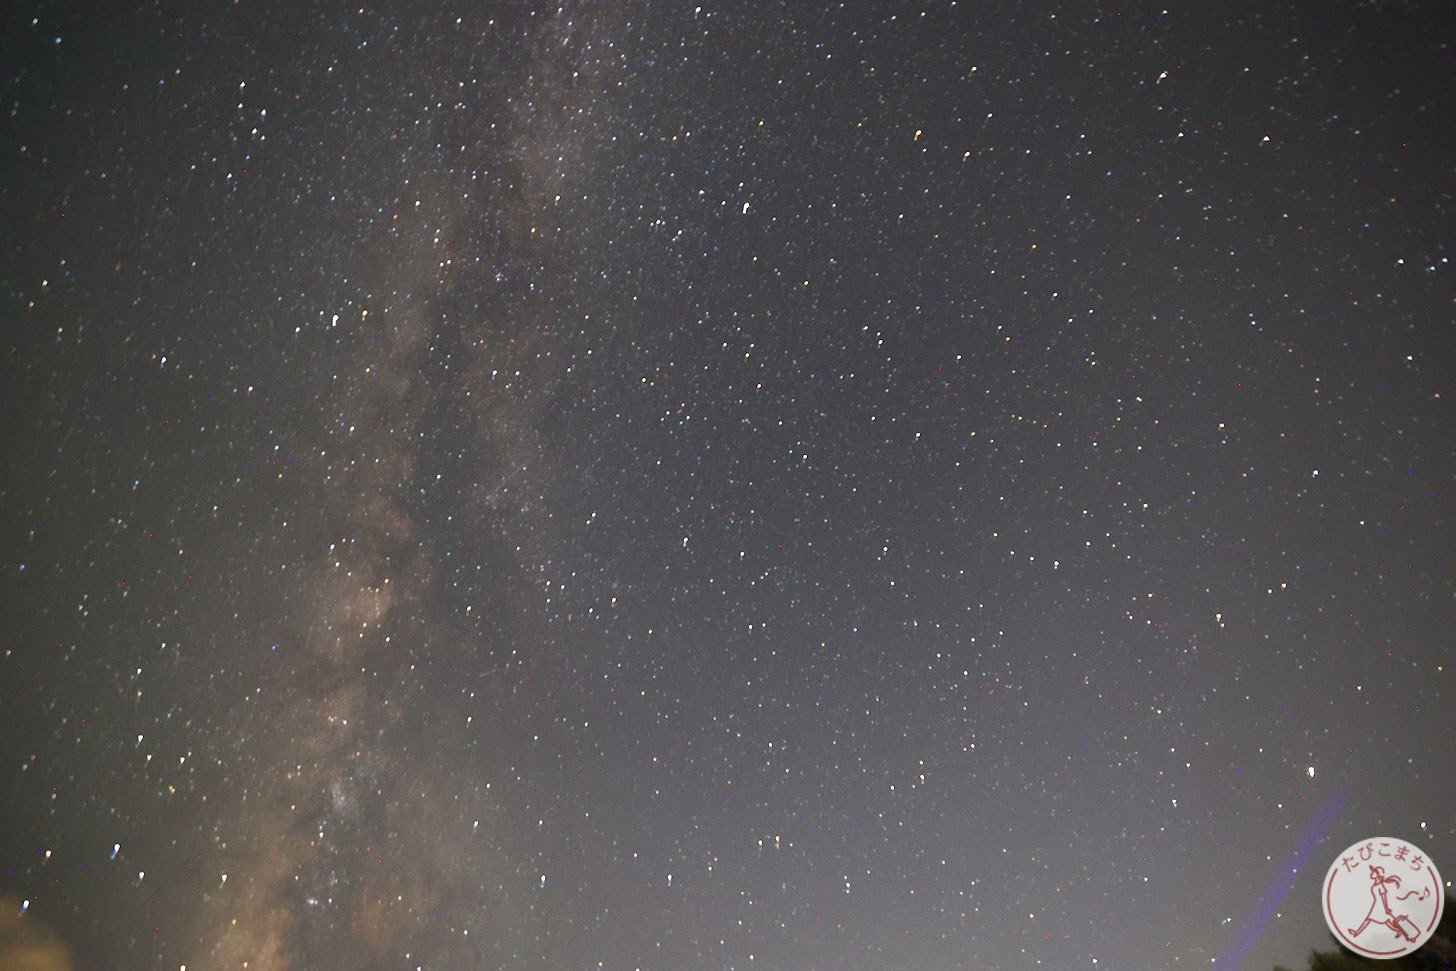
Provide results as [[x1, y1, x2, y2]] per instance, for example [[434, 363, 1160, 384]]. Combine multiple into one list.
[[2, 3, 1453, 970]]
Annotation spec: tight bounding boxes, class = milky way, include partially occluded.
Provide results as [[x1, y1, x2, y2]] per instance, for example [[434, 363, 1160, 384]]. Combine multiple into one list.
[[3, 3, 1453, 970]]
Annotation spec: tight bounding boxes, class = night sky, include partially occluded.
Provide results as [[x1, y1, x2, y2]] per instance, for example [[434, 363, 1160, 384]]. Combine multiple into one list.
[[2, 3, 1453, 970]]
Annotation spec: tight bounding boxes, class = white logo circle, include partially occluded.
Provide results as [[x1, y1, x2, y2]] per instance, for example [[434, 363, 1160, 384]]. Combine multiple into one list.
[[1323, 837, 1444, 959]]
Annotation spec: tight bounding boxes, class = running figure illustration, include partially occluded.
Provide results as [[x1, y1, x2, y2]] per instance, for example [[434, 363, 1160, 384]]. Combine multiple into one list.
[[1347, 865, 1428, 943]]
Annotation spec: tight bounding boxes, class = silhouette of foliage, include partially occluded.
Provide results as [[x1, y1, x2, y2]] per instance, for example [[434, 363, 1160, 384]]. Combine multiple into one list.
[[1273, 894, 1455, 971]]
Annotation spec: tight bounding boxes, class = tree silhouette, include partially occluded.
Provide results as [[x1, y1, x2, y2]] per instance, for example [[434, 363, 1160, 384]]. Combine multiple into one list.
[[1274, 894, 1455, 971]]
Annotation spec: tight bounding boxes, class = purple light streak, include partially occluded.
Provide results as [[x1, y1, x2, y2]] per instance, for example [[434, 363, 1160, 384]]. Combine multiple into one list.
[[1213, 786, 1350, 970]]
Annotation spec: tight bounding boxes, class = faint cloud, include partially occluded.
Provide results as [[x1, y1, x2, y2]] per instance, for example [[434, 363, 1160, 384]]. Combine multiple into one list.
[[0, 897, 71, 971]]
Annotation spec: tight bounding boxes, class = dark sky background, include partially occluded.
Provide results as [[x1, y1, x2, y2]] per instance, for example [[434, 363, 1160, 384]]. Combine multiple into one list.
[[2, 2, 1453, 970]]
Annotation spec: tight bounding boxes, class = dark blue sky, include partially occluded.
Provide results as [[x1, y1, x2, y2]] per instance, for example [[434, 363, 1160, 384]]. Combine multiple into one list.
[[2, 3, 1452, 969]]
